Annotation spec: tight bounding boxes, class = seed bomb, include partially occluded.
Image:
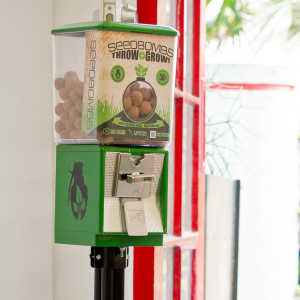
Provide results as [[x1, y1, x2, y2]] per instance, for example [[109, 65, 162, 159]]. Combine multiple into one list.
[[75, 100, 83, 113], [124, 97, 132, 110], [55, 103, 64, 116], [74, 118, 82, 130], [55, 120, 65, 134], [75, 82, 84, 97], [59, 87, 69, 100], [63, 99, 74, 112], [131, 91, 143, 106], [69, 89, 81, 102], [54, 77, 66, 90], [149, 97, 156, 108], [65, 76, 79, 92], [125, 87, 131, 96], [128, 106, 139, 119], [60, 130, 70, 139], [140, 88, 152, 101], [139, 101, 152, 115], [64, 71, 78, 80], [70, 130, 80, 139], [69, 106, 79, 120], [65, 119, 75, 131], [130, 82, 140, 92], [60, 111, 70, 124]]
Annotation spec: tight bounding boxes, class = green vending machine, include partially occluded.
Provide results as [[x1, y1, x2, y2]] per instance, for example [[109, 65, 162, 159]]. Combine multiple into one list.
[[52, 19, 178, 299]]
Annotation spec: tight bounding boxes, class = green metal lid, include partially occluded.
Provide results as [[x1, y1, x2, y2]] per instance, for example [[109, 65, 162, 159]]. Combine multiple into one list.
[[51, 21, 179, 36]]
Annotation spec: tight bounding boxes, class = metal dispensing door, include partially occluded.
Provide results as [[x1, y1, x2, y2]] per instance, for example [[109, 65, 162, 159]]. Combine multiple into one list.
[[133, 1, 206, 300]]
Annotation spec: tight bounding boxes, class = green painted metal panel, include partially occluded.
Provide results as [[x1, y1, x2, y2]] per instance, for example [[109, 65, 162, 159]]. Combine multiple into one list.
[[55, 144, 168, 247]]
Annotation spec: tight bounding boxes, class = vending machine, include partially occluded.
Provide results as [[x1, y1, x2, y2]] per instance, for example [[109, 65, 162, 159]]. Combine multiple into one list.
[[52, 3, 178, 298]]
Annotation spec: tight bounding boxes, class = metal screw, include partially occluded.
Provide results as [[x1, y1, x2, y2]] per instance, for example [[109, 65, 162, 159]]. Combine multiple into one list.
[[96, 254, 101, 260], [120, 247, 126, 257], [108, 6, 112, 10]]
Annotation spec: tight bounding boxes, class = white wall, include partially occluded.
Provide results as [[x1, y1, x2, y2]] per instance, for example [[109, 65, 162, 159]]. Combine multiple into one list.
[[0, 0, 53, 299], [0, 1, 137, 299]]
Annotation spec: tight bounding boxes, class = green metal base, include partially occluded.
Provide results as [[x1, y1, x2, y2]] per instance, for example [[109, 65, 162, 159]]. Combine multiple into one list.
[[55, 231, 163, 247], [55, 145, 168, 247]]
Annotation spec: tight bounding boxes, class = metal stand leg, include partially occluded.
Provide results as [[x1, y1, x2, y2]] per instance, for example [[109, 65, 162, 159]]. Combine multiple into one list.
[[90, 247, 129, 300]]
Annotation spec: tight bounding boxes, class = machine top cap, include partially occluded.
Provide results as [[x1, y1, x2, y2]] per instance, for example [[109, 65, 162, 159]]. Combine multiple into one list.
[[51, 21, 180, 36]]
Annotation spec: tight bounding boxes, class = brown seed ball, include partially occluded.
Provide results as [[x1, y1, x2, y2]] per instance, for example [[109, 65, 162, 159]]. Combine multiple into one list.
[[54, 77, 66, 90], [55, 103, 64, 116], [75, 100, 83, 113], [130, 82, 140, 92], [75, 82, 84, 97], [63, 99, 74, 112], [65, 76, 79, 92], [123, 97, 132, 110], [130, 91, 143, 106], [69, 106, 79, 120], [65, 119, 75, 131], [59, 87, 69, 100], [125, 87, 131, 96], [55, 120, 65, 134], [64, 71, 78, 80], [74, 117, 82, 130], [70, 130, 80, 139], [60, 130, 70, 139], [128, 106, 139, 119], [69, 89, 81, 102], [60, 111, 70, 124], [140, 88, 152, 101], [139, 101, 152, 115], [149, 97, 156, 108]]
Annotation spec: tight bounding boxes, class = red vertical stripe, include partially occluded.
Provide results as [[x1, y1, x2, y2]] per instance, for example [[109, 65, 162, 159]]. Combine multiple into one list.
[[137, 0, 158, 25], [192, 0, 206, 299], [192, 105, 199, 231], [176, 0, 184, 90], [173, 247, 182, 300], [193, 0, 200, 97], [174, 98, 184, 236], [133, 247, 155, 300], [174, 0, 185, 238], [200, 79, 206, 174]]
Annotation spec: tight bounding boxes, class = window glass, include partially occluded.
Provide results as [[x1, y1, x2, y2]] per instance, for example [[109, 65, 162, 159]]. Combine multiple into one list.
[[181, 249, 193, 300], [163, 248, 174, 300], [182, 103, 194, 232]]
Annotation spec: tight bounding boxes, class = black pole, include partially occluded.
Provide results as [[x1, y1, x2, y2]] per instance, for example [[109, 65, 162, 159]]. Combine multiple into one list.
[[94, 268, 102, 300], [91, 247, 128, 300]]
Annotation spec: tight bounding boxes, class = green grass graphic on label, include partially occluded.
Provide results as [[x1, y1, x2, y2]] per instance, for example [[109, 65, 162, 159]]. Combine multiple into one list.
[[97, 96, 122, 125], [156, 100, 170, 125], [81, 96, 122, 134], [134, 64, 148, 77]]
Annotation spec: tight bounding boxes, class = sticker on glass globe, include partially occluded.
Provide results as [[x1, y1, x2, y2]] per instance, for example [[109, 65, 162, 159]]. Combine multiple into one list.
[[156, 69, 170, 86], [110, 65, 125, 83]]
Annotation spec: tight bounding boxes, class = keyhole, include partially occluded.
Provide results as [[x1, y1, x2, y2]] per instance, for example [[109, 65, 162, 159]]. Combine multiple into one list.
[[130, 156, 144, 167]]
